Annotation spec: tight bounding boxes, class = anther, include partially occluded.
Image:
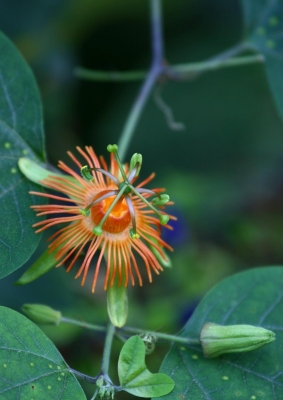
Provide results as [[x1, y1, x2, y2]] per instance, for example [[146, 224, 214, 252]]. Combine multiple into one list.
[[80, 166, 94, 182], [159, 214, 170, 225], [152, 194, 170, 206]]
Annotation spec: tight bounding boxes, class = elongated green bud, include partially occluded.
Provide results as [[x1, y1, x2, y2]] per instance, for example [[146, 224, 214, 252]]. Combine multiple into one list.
[[22, 304, 62, 325], [200, 322, 275, 358]]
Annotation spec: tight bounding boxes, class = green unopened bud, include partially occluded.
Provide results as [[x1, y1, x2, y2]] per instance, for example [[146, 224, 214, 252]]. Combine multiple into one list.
[[129, 153, 142, 177], [152, 194, 170, 206], [107, 144, 118, 153], [200, 322, 275, 358], [80, 165, 94, 181], [22, 304, 62, 325]]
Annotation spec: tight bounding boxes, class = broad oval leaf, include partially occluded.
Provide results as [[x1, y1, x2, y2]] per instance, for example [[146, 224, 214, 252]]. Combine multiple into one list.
[[0, 30, 45, 278], [118, 336, 174, 398], [0, 306, 86, 399], [158, 267, 283, 400], [240, 0, 283, 118]]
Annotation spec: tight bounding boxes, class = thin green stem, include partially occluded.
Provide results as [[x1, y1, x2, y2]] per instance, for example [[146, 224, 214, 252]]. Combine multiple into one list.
[[101, 322, 116, 375], [74, 67, 145, 82], [117, 68, 159, 162], [69, 368, 98, 384], [172, 54, 264, 76], [122, 326, 200, 345], [112, 148, 128, 181], [117, 0, 164, 161], [61, 316, 106, 332]]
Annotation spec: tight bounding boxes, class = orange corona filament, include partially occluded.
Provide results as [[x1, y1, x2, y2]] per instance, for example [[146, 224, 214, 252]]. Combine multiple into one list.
[[91, 192, 131, 234]]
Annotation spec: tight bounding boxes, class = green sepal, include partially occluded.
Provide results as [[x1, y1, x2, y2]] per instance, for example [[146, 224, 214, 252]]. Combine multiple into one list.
[[15, 248, 57, 285], [18, 157, 65, 186], [107, 283, 128, 328]]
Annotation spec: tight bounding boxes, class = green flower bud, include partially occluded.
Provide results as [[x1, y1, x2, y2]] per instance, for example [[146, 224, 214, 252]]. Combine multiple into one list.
[[22, 304, 61, 325], [152, 194, 170, 206], [200, 322, 275, 358], [129, 153, 142, 177]]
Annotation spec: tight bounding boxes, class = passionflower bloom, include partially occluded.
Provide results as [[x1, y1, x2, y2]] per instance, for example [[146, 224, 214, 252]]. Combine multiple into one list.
[[29, 145, 173, 293]]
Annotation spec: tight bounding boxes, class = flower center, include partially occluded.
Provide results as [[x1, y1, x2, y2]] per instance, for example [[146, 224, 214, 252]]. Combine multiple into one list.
[[91, 191, 131, 234]]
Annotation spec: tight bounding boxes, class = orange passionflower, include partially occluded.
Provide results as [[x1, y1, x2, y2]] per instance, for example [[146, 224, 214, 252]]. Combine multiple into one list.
[[29, 145, 173, 293]]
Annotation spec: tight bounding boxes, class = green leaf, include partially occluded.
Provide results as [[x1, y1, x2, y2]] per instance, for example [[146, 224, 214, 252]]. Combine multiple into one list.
[[157, 267, 283, 399], [15, 248, 57, 285], [0, 306, 86, 399], [118, 335, 174, 398], [0, 31, 46, 278], [240, 0, 283, 118]]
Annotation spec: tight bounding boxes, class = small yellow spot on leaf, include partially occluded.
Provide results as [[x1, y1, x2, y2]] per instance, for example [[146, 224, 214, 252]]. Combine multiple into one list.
[[58, 377, 62, 381], [30, 363, 34, 367], [47, 385, 51, 390], [57, 366, 61, 370], [222, 376, 229, 380], [61, 372, 65, 376], [49, 364, 53, 369], [11, 167, 17, 174], [180, 347, 186, 351], [22, 149, 28, 155], [4, 142, 11, 149], [192, 354, 199, 360], [3, 364, 7, 368], [251, 396, 257, 400]]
